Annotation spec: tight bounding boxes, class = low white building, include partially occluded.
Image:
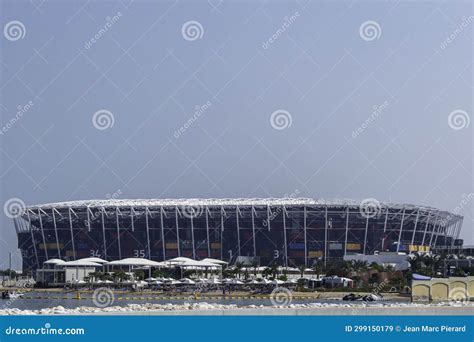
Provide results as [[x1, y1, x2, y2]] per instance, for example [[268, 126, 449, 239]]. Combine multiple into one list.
[[344, 252, 409, 271]]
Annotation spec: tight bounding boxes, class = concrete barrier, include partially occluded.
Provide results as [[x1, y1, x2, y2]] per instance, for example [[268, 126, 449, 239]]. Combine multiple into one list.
[[412, 276, 473, 302]]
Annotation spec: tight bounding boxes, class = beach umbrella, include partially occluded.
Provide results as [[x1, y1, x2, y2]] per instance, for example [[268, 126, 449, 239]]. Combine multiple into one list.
[[272, 279, 284, 285], [171, 280, 182, 285], [152, 280, 163, 285], [207, 278, 221, 284], [145, 277, 157, 282], [180, 278, 196, 284]]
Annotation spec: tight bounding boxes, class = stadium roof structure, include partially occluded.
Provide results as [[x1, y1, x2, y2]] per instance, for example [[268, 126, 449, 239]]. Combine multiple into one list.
[[23, 198, 454, 213]]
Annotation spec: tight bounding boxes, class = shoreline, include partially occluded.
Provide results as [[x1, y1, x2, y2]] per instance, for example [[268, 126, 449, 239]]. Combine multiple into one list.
[[1, 302, 471, 316]]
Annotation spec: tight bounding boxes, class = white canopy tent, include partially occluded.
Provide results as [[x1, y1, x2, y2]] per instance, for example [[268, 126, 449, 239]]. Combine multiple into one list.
[[105, 258, 163, 278], [76, 257, 108, 264], [201, 258, 228, 266]]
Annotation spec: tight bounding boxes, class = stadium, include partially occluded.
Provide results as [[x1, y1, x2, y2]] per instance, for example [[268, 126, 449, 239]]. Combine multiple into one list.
[[12, 198, 464, 273]]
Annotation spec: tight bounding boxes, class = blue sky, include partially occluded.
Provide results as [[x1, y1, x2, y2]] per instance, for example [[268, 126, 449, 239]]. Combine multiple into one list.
[[0, 0, 472, 269]]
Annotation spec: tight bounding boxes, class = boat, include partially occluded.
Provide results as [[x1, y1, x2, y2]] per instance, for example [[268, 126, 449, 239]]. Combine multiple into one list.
[[342, 293, 362, 301], [1, 291, 24, 300], [342, 293, 385, 301]]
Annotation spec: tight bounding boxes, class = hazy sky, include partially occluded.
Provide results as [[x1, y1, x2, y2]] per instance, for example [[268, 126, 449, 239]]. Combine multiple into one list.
[[0, 0, 472, 270]]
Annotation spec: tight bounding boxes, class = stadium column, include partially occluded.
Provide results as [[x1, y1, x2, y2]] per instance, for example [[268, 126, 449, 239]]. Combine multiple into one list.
[[324, 207, 328, 267], [282, 205, 288, 267], [381, 208, 389, 251], [38, 208, 49, 261], [267, 205, 271, 231], [343, 206, 349, 257], [205, 207, 210, 258], [363, 212, 369, 255], [145, 206, 151, 260], [450, 217, 462, 250], [26, 209, 39, 269], [68, 207, 76, 260], [451, 216, 462, 247], [457, 217, 463, 240], [236, 206, 241, 257], [160, 207, 166, 261], [303, 206, 307, 267], [396, 207, 406, 253], [101, 207, 107, 260], [116, 207, 122, 260], [191, 209, 196, 259], [447, 217, 459, 250], [251, 206, 256, 257], [421, 211, 432, 246], [87, 207, 91, 232], [175, 206, 181, 257], [220, 206, 225, 261], [433, 216, 447, 248], [428, 214, 440, 248], [410, 209, 421, 246], [130, 206, 134, 233], [52, 208, 61, 259]]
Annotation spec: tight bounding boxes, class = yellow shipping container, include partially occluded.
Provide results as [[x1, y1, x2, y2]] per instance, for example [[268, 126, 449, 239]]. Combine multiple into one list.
[[165, 243, 178, 249], [39, 243, 63, 250], [346, 243, 361, 250], [308, 251, 323, 258]]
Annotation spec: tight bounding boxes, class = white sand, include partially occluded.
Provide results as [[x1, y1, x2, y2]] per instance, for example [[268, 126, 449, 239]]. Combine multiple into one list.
[[1, 301, 472, 316]]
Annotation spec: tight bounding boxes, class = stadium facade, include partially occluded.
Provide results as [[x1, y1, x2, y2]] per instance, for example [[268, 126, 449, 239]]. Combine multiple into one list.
[[13, 199, 464, 272]]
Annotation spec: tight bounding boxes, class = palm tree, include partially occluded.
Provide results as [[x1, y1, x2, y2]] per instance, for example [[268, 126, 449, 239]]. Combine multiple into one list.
[[234, 262, 244, 279], [250, 260, 259, 277], [298, 265, 306, 278], [312, 262, 323, 280]]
